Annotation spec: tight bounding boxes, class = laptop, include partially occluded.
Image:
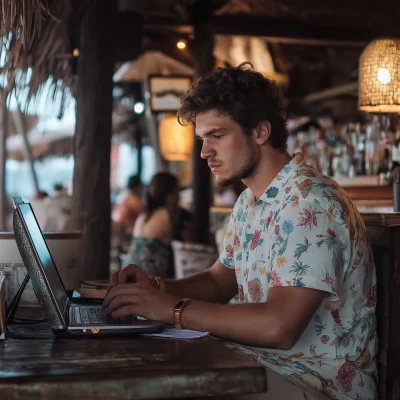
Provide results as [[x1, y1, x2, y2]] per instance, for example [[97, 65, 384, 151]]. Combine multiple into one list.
[[12, 196, 164, 337]]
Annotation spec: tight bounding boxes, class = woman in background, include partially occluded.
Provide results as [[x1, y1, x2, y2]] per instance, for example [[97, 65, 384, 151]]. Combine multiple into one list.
[[129, 172, 193, 279]]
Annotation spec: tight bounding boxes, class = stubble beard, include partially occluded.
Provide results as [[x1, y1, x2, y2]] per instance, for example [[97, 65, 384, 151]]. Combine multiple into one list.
[[216, 142, 259, 187]]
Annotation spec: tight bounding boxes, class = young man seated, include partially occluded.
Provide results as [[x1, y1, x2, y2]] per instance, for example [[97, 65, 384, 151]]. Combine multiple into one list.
[[103, 63, 377, 400]]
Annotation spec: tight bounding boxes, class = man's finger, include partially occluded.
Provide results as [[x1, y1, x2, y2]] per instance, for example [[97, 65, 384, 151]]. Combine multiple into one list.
[[118, 264, 140, 284], [102, 283, 142, 309], [111, 304, 141, 319], [110, 271, 120, 287], [105, 285, 113, 298], [105, 294, 140, 315]]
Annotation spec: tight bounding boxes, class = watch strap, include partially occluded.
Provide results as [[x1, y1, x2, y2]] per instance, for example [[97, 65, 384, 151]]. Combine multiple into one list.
[[174, 298, 192, 329]]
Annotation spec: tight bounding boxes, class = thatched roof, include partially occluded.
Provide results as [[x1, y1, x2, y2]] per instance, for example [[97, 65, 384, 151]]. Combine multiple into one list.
[[7, 130, 73, 161], [0, 0, 73, 117]]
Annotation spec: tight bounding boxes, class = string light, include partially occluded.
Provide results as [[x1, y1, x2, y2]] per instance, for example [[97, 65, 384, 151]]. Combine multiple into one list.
[[177, 40, 186, 50]]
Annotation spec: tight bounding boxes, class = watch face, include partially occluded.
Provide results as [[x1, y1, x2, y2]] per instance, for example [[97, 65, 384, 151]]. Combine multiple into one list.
[[174, 300, 185, 311]]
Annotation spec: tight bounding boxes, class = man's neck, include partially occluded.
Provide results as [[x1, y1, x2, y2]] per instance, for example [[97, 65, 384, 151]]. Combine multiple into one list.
[[243, 148, 291, 200]]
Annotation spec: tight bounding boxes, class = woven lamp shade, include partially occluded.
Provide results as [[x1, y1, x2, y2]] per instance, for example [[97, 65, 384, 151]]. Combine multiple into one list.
[[359, 38, 400, 112], [159, 114, 194, 161]]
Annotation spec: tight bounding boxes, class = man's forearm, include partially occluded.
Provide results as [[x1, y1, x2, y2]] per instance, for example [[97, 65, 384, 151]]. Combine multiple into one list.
[[178, 300, 290, 349], [173, 287, 325, 350], [164, 271, 234, 304]]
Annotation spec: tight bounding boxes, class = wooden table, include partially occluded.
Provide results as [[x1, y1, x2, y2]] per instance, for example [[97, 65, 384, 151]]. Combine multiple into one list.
[[0, 309, 267, 400]]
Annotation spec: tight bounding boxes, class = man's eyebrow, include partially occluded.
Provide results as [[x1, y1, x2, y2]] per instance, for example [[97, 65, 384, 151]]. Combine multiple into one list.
[[195, 128, 227, 138]]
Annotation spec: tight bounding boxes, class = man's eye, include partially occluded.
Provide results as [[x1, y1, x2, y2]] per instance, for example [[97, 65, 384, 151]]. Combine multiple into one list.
[[213, 135, 223, 139]]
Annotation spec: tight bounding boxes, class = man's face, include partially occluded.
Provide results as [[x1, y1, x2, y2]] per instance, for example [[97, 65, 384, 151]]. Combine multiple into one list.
[[195, 110, 260, 187]]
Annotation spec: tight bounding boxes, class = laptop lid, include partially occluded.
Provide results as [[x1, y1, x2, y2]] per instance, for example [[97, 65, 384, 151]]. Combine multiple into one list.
[[13, 197, 165, 335], [13, 197, 69, 329]]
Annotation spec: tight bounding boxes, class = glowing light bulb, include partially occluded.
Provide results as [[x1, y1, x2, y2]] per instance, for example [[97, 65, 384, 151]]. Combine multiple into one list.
[[177, 40, 186, 50], [377, 68, 391, 84], [134, 102, 145, 114]]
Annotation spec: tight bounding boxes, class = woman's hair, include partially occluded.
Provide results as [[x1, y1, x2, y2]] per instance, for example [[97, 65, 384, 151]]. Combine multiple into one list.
[[178, 62, 288, 149], [145, 172, 179, 221]]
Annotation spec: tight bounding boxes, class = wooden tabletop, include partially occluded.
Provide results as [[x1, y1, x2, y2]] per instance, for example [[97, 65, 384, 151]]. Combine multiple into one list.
[[0, 311, 267, 400]]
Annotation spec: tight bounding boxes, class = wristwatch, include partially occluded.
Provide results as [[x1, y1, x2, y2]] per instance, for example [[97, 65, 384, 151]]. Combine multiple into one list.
[[174, 298, 192, 329]]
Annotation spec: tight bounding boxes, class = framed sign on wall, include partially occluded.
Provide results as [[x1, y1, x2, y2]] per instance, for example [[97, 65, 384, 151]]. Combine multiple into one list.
[[148, 75, 192, 113]]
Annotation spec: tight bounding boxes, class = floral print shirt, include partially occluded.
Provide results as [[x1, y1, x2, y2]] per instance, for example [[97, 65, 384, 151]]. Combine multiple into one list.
[[220, 153, 377, 400]]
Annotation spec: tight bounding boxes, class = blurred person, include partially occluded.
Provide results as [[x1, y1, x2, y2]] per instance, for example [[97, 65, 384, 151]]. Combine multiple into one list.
[[112, 175, 144, 252], [128, 172, 194, 279], [104, 64, 377, 400], [39, 183, 72, 231], [30, 190, 49, 228]]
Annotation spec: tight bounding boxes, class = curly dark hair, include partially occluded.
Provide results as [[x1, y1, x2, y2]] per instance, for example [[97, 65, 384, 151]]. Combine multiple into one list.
[[178, 62, 288, 149]]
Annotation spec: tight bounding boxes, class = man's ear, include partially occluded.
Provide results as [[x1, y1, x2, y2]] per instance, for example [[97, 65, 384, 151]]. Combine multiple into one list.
[[255, 121, 271, 145]]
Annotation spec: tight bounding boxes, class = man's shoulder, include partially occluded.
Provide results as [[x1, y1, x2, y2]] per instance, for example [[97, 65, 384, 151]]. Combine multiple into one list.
[[285, 165, 350, 211]]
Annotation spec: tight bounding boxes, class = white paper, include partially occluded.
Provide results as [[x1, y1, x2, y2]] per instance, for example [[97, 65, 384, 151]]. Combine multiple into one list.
[[142, 327, 209, 339]]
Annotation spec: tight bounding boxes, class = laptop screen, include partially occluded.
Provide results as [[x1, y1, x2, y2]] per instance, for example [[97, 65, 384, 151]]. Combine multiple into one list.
[[17, 202, 69, 315]]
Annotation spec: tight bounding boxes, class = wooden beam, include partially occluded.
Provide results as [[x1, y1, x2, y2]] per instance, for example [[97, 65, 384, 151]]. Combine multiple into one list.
[[190, 0, 214, 245], [210, 15, 397, 42], [142, 14, 397, 47], [303, 82, 358, 103], [72, 0, 115, 279]]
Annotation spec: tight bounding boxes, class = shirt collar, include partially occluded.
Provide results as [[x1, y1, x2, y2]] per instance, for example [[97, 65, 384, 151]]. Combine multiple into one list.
[[252, 152, 306, 205]]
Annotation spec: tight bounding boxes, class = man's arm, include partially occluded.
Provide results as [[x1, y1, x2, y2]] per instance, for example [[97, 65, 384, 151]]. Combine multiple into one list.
[[104, 282, 326, 350], [164, 259, 238, 303], [178, 286, 326, 349]]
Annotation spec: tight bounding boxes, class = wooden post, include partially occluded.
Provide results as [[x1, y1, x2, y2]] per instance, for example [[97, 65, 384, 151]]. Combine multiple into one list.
[[0, 91, 8, 230], [71, 0, 115, 279], [190, 0, 214, 244]]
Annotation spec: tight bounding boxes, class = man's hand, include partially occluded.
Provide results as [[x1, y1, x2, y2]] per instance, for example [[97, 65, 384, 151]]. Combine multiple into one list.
[[105, 264, 157, 297], [102, 279, 179, 324], [110, 264, 151, 286]]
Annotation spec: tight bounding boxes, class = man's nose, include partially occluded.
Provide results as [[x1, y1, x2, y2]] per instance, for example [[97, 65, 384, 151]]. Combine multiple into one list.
[[200, 141, 215, 160]]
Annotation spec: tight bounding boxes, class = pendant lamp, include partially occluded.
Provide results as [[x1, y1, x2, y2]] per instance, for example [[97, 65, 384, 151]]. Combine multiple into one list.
[[359, 38, 400, 112], [159, 114, 194, 161]]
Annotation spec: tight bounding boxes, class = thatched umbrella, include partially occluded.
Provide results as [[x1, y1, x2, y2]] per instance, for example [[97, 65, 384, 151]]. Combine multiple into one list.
[[0, 0, 73, 113], [0, 0, 73, 228]]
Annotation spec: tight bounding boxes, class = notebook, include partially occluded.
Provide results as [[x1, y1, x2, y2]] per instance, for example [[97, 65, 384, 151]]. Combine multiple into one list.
[[12, 197, 164, 337]]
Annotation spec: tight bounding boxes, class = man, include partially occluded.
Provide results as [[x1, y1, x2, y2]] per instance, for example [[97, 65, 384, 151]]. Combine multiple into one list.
[[103, 64, 377, 400]]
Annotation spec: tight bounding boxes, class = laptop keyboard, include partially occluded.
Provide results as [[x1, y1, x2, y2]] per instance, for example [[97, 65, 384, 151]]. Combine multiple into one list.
[[71, 306, 114, 326]]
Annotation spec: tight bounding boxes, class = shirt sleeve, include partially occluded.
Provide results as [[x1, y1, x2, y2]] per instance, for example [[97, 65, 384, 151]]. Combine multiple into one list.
[[269, 200, 348, 301]]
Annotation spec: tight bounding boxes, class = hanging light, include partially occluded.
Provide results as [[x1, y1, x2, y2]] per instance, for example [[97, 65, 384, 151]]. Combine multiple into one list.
[[159, 114, 194, 161], [359, 38, 400, 112]]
